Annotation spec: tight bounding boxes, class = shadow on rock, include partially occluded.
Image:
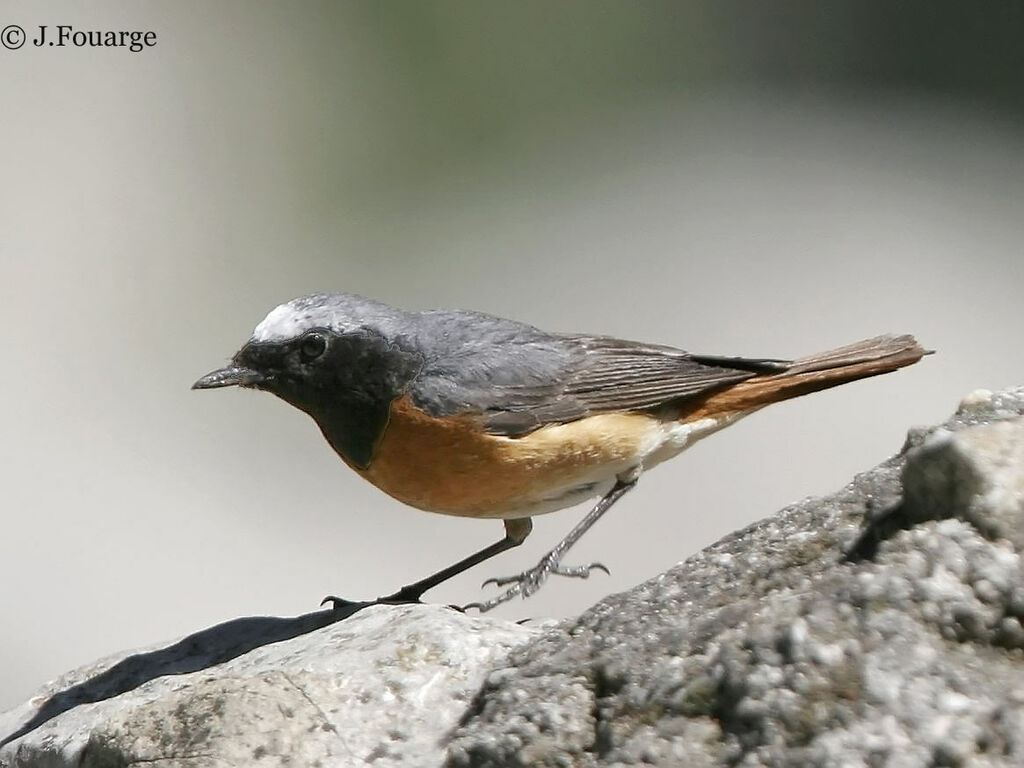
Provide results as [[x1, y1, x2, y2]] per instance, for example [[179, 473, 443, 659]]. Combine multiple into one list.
[[0, 601, 370, 748]]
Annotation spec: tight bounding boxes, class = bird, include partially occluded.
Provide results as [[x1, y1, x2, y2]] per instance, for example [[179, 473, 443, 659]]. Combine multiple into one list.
[[193, 293, 928, 611]]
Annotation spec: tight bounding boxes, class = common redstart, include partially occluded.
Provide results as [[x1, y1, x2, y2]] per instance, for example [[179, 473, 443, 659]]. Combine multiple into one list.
[[193, 293, 927, 611]]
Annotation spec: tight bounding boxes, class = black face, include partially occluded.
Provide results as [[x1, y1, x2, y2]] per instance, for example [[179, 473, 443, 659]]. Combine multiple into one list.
[[233, 327, 422, 469]]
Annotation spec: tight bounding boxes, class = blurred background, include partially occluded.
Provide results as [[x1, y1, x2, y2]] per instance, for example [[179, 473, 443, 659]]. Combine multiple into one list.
[[2, 1, 1023, 710]]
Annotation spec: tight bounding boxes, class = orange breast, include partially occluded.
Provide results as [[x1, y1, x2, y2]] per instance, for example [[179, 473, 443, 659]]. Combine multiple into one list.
[[354, 396, 661, 519]]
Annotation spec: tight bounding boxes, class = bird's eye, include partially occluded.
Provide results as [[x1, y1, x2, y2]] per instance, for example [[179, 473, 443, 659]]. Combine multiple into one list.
[[300, 331, 327, 361]]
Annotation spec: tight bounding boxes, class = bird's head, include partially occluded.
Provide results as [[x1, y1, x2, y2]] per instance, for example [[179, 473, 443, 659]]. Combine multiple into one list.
[[193, 293, 422, 423]]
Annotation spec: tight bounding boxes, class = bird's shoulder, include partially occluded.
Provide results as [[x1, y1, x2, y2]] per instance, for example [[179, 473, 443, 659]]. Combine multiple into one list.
[[403, 309, 580, 425]]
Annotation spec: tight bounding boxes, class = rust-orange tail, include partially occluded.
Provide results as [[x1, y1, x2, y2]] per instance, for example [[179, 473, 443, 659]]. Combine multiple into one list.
[[682, 334, 929, 421]]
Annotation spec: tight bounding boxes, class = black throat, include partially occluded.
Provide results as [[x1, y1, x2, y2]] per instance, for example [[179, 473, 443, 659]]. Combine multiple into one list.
[[264, 330, 422, 469]]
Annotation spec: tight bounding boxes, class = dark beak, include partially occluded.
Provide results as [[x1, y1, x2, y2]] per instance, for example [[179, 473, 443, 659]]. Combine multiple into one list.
[[192, 365, 265, 390]]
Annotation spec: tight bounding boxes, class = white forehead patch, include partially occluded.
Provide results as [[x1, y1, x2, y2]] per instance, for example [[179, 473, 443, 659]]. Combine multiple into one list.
[[252, 303, 312, 342], [248, 293, 395, 343]]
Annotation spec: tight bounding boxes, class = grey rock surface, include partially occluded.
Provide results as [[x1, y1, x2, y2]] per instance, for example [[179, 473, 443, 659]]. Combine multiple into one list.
[[0, 604, 539, 768], [4, 387, 1024, 768], [447, 387, 1024, 767]]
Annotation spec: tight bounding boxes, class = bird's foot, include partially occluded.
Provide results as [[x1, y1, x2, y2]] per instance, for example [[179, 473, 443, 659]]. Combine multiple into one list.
[[322, 582, 469, 614], [320, 594, 365, 611], [320, 588, 427, 612], [375, 584, 427, 605], [464, 555, 609, 612]]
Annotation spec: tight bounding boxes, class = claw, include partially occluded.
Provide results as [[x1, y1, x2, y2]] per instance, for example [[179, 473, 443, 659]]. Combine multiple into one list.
[[551, 561, 609, 579], [464, 579, 525, 612], [462, 589, 521, 613], [470, 556, 611, 611], [480, 574, 519, 589], [320, 595, 361, 610]]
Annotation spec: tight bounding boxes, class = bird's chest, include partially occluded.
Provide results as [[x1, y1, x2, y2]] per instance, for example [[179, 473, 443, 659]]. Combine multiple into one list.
[[348, 396, 664, 519]]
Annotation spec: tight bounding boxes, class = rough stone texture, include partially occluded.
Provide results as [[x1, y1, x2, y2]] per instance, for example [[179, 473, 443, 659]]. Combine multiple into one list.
[[0, 604, 539, 767], [446, 387, 1024, 767], [4, 387, 1024, 768]]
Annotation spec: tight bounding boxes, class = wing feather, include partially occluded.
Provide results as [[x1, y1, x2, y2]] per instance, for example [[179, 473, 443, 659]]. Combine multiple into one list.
[[407, 312, 918, 439], [405, 310, 796, 437], [479, 335, 791, 436]]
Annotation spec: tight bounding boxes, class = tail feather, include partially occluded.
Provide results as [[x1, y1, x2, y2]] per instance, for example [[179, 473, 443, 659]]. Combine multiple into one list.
[[680, 334, 929, 421], [787, 334, 927, 374]]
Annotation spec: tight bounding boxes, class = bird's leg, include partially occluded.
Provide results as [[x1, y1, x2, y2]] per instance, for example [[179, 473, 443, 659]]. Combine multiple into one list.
[[322, 518, 533, 609], [465, 472, 639, 613]]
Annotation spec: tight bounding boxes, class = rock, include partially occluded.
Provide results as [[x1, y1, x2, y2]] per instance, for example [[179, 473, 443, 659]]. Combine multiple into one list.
[[447, 387, 1024, 767], [0, 604, 540, 768], [4, 386, 1024, 768], [902, 420, 1024, 550]]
